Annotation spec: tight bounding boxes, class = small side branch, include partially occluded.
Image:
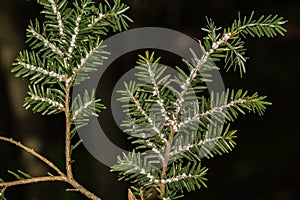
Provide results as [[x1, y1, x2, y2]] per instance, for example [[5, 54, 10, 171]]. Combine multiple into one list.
[[0, 176, 65, 189], [48, 0, 65, 38], [68, 14, 82, 57], [17, 62, 66, 81], [175, 33, 232, 118], [27, 28, 63, 56], [178, 98, 253, 130], [0, 175, 101, 200], [145, 60, 171, 124], [125, 86, 168, 143], [0, 136, 64, 177], [88, 13, 108, 28], [0, 136, 102, 200]]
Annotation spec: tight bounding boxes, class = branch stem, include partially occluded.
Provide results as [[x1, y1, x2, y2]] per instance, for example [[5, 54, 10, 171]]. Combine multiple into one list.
[[160, 128, 175, 197], [0, 176, 66, 188], [66, 178, 101, 200], [0, 136, 64, 177], [65, 84, 73, 179], [0, 136, 102, 200], [175, 32, 232, 121]]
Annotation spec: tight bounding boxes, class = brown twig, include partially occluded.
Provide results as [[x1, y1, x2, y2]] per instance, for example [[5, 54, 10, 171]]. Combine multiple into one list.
[[0, 176, 66, 188], [0, 136, 101, 200], [64, 83, 74, 179], [0, 136, 64, 177], [159, 127, 175, 197], [66, 178, 101, 200]]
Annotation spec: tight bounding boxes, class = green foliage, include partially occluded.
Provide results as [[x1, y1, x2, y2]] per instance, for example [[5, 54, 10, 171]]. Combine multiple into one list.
[[11, 0, 131, 118], [2, 0, 131, 199], [0, 196, 6, 200], [0, 178, 6, 200], [24, 84, 65, 115], [2, 1, 287, 199], [71, 89, 105, 128], [202, 11, 287, 76], [7, 170, 32, 180], [9, 0, 132, 148], [111, 12, 287, 199]]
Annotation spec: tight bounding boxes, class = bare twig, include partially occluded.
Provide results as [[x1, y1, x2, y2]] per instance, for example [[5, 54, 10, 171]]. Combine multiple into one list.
[[0, 176, 66, 188], [0, 136, 64, 177], [64, 84, 74, 179], [0, 136, 101, 200]]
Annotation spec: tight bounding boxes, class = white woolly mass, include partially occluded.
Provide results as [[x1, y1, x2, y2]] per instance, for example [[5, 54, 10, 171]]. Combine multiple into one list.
[[30, 94, 64, 109], [88, 13, 106, 27], [19, 62, 66, 81], [178, 98, 250, 130], [176, 32, 233, 116], [76, 44, 101, 70], [72, 100, 93, 121], [169, 136, 223, 158], [149, 173, 201, 184], [128, 88, 168, 143], [28, 28, 63, 56], [68, 15, 82, 56], [49, 0, 64, 37]]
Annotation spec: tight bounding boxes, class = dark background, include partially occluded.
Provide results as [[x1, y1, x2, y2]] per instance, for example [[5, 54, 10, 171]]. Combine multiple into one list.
[[0, 0, 299, 199]]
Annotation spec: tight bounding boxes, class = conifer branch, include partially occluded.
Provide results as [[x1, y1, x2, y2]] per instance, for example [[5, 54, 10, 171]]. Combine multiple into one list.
[[71, 89, 104, 122], [233, 11, 287, 37], [71, 41, 106, 85], [151, 173, 204, 185], [174, 33, 232, 122], [72, 100, 93, 121], [48, 0, 65, 37], [178, 91, 267, 130], [145, 59, 169, 122], [112, 11, 286, 199], [87, 0, 131, 29], [27, 26, 64, 56], [30, 94, 64, 110], [67, 2, 89, 57], [68, 14, 82, 57], [16, 62, 66, 82], [88, 13, 108, 28], [1, 2, 287, 199], [124, 83, 168, 143], [169, 136, 225, 159], [3, 0, 131, 199], [24, 85, 65, 115]]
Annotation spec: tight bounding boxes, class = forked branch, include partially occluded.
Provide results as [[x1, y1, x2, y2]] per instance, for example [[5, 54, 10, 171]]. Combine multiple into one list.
[[0, 136, 101, 200]]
